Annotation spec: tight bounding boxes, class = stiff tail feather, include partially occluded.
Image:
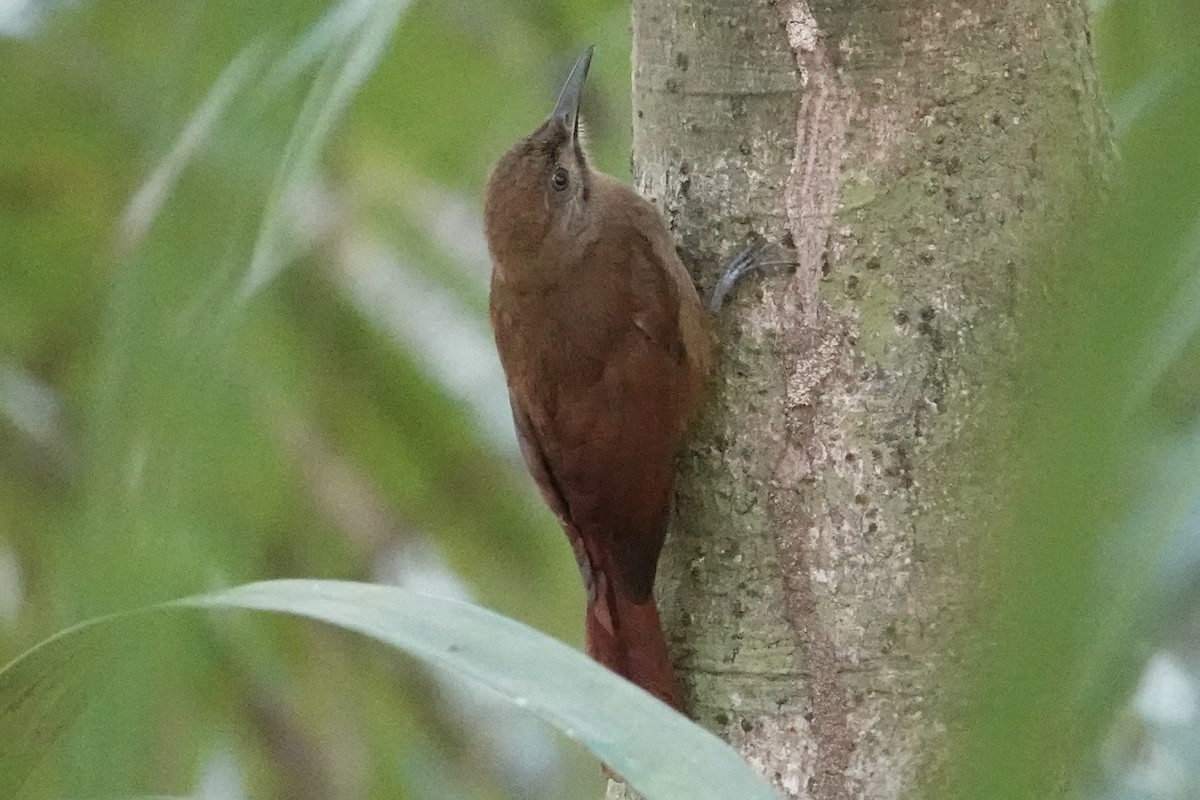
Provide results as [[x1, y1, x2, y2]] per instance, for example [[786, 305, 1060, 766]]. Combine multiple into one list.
[[585, 584, 682, 710]]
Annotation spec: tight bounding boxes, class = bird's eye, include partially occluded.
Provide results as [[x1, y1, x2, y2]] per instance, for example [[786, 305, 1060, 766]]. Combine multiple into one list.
[[551, 166, 570, 191]]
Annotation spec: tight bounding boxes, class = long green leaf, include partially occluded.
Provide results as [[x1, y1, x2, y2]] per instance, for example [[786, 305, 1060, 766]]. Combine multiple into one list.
[[0, 580, 779, 800]]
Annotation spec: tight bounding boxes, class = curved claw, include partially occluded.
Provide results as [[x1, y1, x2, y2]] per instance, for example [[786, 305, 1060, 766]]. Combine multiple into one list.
[[708, 237, 794, 312]]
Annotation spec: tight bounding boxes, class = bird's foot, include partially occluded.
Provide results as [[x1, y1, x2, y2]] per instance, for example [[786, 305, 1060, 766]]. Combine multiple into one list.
[[707, 233, 797, 312]]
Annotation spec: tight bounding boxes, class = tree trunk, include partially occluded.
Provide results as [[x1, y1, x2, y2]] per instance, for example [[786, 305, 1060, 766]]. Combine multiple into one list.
[[620, 1, 1109, 798]]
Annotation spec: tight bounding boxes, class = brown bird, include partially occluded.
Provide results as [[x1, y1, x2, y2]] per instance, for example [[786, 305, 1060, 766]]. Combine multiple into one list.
[[483, 47, 712, 709]]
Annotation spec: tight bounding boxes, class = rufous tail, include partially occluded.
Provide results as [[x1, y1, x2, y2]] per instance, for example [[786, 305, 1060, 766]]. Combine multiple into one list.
[[585, 586, 682, 710]]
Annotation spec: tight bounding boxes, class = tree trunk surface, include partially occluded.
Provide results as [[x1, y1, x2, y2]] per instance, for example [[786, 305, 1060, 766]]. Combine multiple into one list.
[[616, 1, 1109, 798]]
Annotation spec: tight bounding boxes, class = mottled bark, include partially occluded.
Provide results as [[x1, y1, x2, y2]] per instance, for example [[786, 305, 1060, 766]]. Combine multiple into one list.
[[615, 1, 1109, 799]]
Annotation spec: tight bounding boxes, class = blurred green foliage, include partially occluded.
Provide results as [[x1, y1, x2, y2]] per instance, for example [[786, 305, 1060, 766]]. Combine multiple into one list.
[[3, 0, 1200, 798], [947, 2, 1200, 800], [0, 0, 635, 797]]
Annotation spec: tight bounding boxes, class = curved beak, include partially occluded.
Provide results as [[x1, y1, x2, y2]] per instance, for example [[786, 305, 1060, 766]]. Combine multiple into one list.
[[551, 45, 594, 141]]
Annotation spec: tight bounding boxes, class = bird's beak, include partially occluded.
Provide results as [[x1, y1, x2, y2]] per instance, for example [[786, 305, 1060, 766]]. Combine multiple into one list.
[[551, 45, 594, 143]]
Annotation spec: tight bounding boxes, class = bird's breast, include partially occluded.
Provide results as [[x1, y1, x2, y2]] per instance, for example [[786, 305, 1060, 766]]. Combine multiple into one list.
[[492, 273, 623, 393]]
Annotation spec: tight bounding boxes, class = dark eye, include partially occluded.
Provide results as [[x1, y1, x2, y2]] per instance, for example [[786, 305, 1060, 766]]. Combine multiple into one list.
[[551, 166, 569, 191]]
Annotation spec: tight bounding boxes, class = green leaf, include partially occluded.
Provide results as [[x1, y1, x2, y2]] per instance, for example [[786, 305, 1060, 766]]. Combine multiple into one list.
[[0, 580, 780, 800]]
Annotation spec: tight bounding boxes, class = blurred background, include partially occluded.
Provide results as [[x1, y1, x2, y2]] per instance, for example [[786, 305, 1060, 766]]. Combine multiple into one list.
[[0, 0, 634, 797], [1, 1, 1199, 799]]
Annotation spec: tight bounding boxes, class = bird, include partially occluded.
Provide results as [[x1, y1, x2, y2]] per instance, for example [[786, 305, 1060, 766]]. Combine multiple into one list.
[[483, 46, 713, 710]]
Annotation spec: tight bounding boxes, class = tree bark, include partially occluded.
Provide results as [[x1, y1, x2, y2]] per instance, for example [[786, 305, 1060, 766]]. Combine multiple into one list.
[[619, 2, 1110, 798]]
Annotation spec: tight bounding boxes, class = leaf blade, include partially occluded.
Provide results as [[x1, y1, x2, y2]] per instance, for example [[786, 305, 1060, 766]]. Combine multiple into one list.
[[0, 580, 780, 800]]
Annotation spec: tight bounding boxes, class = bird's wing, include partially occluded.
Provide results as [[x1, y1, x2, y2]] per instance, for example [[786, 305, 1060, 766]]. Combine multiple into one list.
[[497, 223, 707, 604], [508, 392, 603, 604], [536, 229, 695, 600]]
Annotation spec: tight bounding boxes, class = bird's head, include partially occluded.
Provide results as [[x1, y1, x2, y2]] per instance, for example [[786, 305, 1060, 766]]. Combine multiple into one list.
[[484, 46, 596, 269]]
